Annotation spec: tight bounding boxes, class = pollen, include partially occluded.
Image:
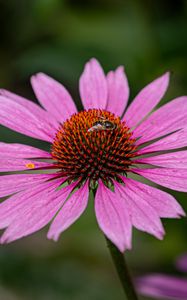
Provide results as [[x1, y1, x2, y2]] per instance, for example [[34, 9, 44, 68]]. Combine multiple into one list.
[[25, 162, 35, 169], [51, 109, 137, 187]]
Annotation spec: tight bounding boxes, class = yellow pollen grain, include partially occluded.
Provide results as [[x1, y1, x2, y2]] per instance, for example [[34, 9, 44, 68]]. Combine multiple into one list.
[[25, 162, 35, 169]]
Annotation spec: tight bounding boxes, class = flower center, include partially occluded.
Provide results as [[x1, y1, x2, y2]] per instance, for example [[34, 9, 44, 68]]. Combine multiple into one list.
[[51, 109, 137, 187]]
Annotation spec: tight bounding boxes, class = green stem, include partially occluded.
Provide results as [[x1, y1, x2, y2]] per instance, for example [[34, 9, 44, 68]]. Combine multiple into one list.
[[105, 237, 139, 300]]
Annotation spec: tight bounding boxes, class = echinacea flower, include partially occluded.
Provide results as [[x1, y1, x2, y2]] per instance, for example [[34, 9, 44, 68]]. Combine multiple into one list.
[[0, 58, 186, 252], [136, 253, 187, 299]]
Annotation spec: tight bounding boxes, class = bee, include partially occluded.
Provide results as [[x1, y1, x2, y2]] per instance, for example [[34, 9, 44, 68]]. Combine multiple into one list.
[[88, 117, 116, 132]]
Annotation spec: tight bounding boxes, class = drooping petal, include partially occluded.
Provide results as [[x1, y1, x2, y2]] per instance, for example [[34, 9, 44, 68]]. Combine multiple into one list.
[[79, 58, 108, 110], [0, 177, 68, 230], [0, 173, 57, 198], [137, 151, 187, 169], [134, 96, 187, 144], [0, 142, 51, 159], [133, 168, 187, 192], [0, 89, 59, 128], [0, 179, 59, 229], [0, 96, 55, 142], [124, 72, 169, 128], [0, 180, 76, 243], [136, 275, 187, 300], [176, 253, 187, 273], [95, 180, 132, 252], [138, 128, 187, 154], [0, 159, 54, 172], [31, 73, 77, 123], [106, 66, 129, 116], [115, 179, 165, 239], [119, 178, 184, 218], [47, 181, 89, 241]]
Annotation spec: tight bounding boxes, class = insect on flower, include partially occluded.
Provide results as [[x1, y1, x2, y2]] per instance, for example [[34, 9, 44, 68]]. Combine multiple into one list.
[[88, 117, 117, 132]]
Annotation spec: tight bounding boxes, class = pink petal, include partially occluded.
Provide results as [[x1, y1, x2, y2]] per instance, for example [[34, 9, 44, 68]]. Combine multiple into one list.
[[121, 178, 184, 218], [31, 73, 77, 123], [106, 66, 129, 116], [79, 58, 108, 110], [137, 274, 187, 299], [47, 181, 89, 241], [137, 151, 187, 169], [0, 177, 67, 229], [0, 173, 57, 198], [133, 168, 187, 192], [115, 179, 165, 239], [134, 96, 187, 144], [0, 159, 54, 172], [0, 180, 76, 243], [95, 180, 132, 252], [0, 89, 59, 129], [124, 72, 169, 128], [138, 128, 187, 154], [0, 178, 60, 229], [0, 143, 51, 159], [0, 96, 55, 142]]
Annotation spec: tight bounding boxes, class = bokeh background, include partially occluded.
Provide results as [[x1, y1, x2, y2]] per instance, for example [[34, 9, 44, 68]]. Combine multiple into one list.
[[0, 0, 187, 299]]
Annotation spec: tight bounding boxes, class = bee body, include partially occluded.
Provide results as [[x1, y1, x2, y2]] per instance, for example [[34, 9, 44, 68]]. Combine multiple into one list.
[[88, 118, 116, 132]]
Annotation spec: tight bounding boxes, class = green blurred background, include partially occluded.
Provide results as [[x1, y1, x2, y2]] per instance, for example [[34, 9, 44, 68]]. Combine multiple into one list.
[[0, 0, 187, 299]]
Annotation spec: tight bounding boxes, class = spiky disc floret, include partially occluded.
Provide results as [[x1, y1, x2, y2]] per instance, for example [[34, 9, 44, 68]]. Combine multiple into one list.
[[51, 109, 137, 187]]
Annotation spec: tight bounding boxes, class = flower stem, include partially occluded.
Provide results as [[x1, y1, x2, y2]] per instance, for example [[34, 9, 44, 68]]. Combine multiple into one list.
[[105, 237, 139, 300]]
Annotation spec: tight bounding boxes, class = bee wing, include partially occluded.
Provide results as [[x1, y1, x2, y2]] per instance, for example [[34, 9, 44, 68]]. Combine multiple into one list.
[[88, 124, 103, 132]]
